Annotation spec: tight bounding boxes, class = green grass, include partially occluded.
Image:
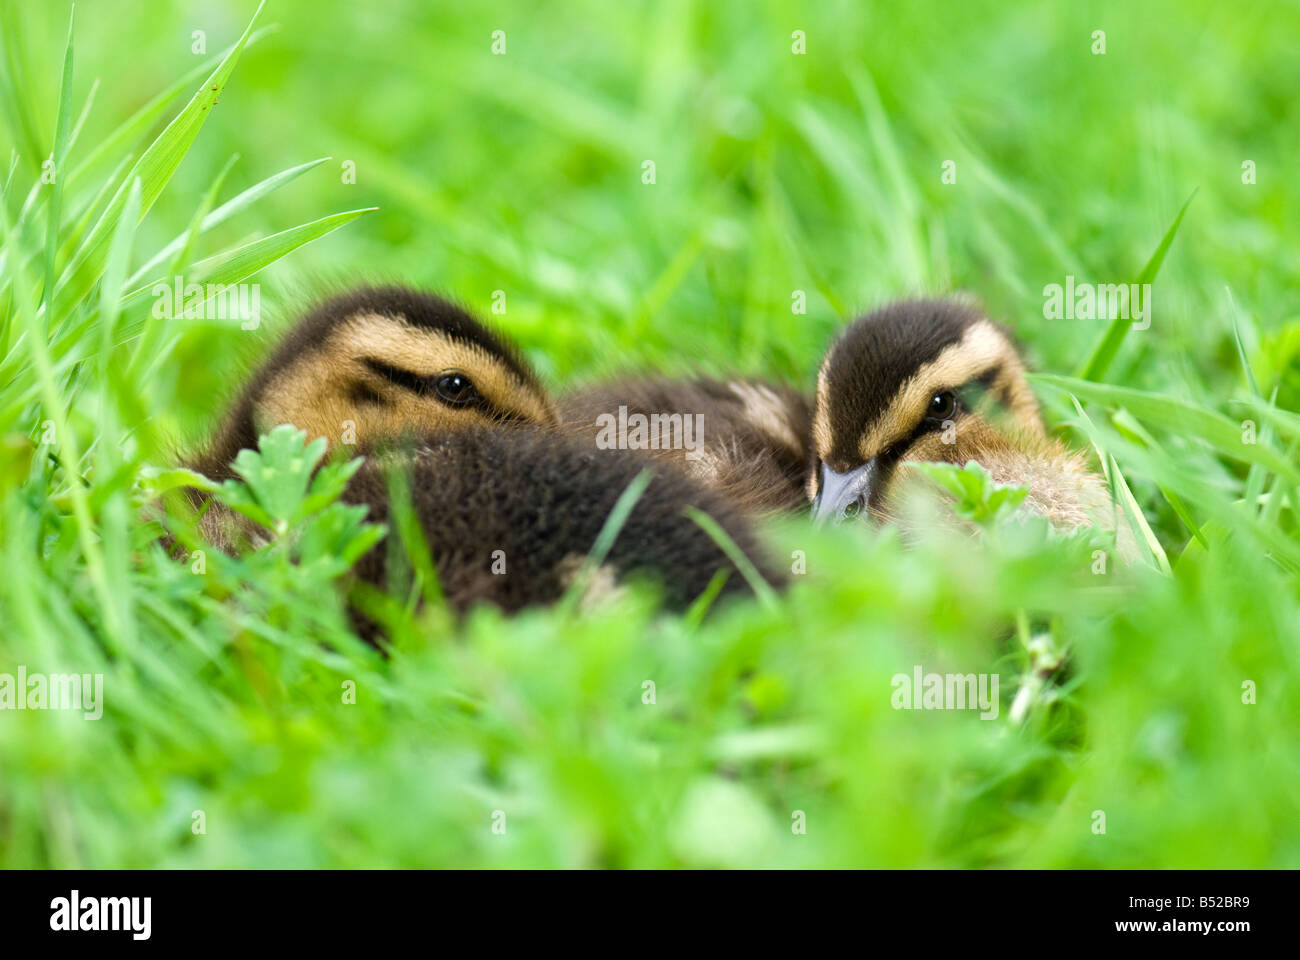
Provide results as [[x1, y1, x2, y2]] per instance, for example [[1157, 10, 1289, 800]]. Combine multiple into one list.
[[1, 0, 1297, 868]]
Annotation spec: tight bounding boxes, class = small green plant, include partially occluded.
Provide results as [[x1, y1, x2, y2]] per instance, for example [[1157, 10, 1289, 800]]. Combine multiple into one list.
[[215, 424, 384, 570], [911, 460, 1030, 525]]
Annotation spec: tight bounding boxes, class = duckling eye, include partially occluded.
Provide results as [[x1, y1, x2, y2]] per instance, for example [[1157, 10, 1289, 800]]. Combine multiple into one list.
[[434, 373, 478, 407], [926, 390, 957, 423]]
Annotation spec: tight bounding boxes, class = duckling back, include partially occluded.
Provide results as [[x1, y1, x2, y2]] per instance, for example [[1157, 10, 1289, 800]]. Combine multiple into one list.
[[345, 425, 783, 618], [559, 376, 812, 514]]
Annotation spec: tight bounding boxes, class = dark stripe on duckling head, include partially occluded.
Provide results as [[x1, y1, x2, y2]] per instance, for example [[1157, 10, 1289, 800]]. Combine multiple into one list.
[[320, 286, 544, 397], [960, 364, 1007, 412], [361, 356, 432, 396], [348, 380, 388, 407], [249, 286, 545, 403], [361, 355, 530, 426], [817, 298, 983, 468], [187, 285, 550, 480]]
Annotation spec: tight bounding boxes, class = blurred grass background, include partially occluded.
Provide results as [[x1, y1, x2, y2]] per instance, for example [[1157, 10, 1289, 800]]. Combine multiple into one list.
[[0, 0, 1296, 867]]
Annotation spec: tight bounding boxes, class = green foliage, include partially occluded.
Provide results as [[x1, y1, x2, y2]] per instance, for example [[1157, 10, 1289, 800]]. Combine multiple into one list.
[[1076, 190, 1196, 382], [217, 424, 383, 569], [223, 426, 346, 529], [911, 460, 1030, 525], [0, 0, 1297, 869]]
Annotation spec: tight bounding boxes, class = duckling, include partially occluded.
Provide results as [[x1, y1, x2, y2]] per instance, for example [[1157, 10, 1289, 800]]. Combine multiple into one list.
[[345, 424, 780, 617], [559, 376, 813, 514], [190, 285, 557, 483], [179, 285, 780, 619], [808, 297, 1112, 532]]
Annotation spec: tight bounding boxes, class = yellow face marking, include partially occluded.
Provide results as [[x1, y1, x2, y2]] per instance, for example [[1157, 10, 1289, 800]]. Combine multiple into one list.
[[254, 312, 555, 448], [811, 353, 834, 459], [855, 320, 1040, 462]]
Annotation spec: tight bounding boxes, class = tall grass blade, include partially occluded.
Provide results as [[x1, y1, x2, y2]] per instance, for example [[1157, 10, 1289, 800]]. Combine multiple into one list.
[[1076, 190, 1196, 382]]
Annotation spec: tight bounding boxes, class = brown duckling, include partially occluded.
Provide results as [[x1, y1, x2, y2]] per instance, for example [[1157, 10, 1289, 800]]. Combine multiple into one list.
[[180, 286, 780, 619], [809, 297, 1112, 532], [191, 285, 556, 483], [345, 424, 779, 617]]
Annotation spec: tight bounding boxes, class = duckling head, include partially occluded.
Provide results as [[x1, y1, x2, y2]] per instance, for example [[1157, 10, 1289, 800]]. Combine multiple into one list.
[[810, 297, 1051, 525], [194, 286, 556, 477]]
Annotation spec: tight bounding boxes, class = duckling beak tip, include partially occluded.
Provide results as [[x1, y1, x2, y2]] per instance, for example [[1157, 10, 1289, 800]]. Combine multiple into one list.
[[812, 459, 876, 527]]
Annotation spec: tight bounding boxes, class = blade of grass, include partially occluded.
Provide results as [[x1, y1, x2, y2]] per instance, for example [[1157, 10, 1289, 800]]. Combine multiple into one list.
[[125, 155, 332, 288], [385, 456, 443, 612], [120, 206, 377, 335], [682, 568, 731, 629], [41, 5, 76, 313], [33, 205, 374, 400], [559, 468, 653, 617], [66, 25, 277, 186], [1224, 285, 1274, 514], [1229, 396, 1300, 444], [1108, 408, 1208, 547], [849, 67, 927, 289], [52, 1, 266, 320], [2, 147, 17, 197], [1261, 440, 1298, 530], [684, 506, 778, 610], [1059, 390, 1300, 569], [93, 175, 143, 653], [1108, 452, 1171, 574], [54, 152, 132, 266], [1066, 395, 1127, 543], [1033, 373, 1300, 484], [65, 75, 97, 156], [0, 197, 125, 654], [127, 152, 239, 378], [0, 0, 45, 176], [1076, 189, 1196, 382], [98, 176, 142, 411]]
